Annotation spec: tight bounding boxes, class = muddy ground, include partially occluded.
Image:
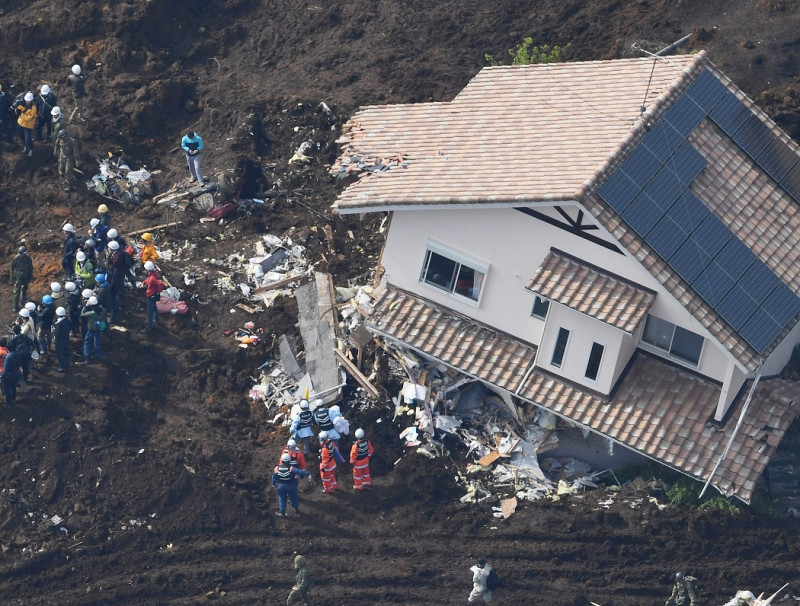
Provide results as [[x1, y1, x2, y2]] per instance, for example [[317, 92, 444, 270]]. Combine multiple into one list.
[[0, 1, 799, 604]]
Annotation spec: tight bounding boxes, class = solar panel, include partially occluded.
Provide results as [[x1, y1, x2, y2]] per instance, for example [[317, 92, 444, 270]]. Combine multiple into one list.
[[758, 138, 800, 184], [692, 214, 732, 258], [762, 281, 800, 327], [709, 93, 750, 137], [733, 114, 776, 160], [717, 284, 760, 330], [739, 261, 781, 305], [692, 261, 736, 307], [645, 215, 688, 260], [715, 237, 757, 280], [598, 169, 640, 213], [643, 167, 685, 211], [621, 192, 665, 237], [669, 239, 712, 284], [642, 120, 685, 162], [685, 69, 728, 112], [739, 308, 783, 354], [780, 162, 800, 204], [665, 142, 706, 184], [667, 190, 710, 233], [664, 94, 706, 137], [619, 145, 662, 188]]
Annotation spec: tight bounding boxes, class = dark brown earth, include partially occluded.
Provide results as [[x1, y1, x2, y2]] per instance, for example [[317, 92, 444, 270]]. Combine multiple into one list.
[[0, 1, 800, 604]]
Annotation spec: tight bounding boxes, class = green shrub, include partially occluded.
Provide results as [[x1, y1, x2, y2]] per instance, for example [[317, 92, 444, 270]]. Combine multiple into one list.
[[698, 496, 741, 514], [666, 479, 699, 506], [485, 39, 572, 66]]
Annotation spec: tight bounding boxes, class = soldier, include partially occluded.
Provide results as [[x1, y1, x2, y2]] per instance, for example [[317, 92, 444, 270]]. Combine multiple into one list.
[[666, 572, 697, 606], [286, 555, 313, 606], [54, 129, 77, 192], [50, 106, 66, 143], [67, 64, 87, 123], [9, 245, 34, 311]]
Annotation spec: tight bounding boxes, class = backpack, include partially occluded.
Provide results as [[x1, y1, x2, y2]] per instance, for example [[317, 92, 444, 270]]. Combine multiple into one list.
[[486, 568, 499, 591]]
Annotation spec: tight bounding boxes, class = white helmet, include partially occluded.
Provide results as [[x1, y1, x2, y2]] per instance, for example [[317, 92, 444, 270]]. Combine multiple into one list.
[[108, 240, 120, 251], [76, 251, 86, 262], [25, 301, 36, 312], [56, 307, 67, 317], [144, 260, 155, 271], [281, 452, 291, 462], [81, 288, 93, 299], [107, 228, 118, 238], [64, 281, 77, 292], [63, 223, 74, 233], [18, 308, 30, 318], [313, 398, 324, 407], [355, 428, 365, 439], [50, 282, 62, 293], [23, 92, 34, 102], [72, 64, 81, 75], [300, 399, 309, 410], [287, 439, 297, 448], [90, 218, 100, 228], [51, 106, 61, 117], [318, 431, 328, 441], [40, 84, 51, 95], [87, 296, 98, 306]]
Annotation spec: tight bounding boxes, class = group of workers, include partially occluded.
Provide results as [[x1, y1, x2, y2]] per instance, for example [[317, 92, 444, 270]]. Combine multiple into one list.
[[0, 64, 87, 190]]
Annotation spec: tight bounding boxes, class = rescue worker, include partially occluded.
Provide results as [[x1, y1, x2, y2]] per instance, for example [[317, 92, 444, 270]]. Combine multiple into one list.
[[9, 245, 34, 311], [11, 320, 33, 385], [80, 296, 103, 364], [15, 91, 36, 156], [141, 261, 165, 332], [97, 203, 112, 228], [74, 250, 94, 288], [83, 238, 98, 268], [139, 232, 159, 266], [62, 223, 78, 279], [34, 84, 57, 142], [91, 216, 110, 253], [50, 281, 63, 303], [64, 281, 81, 336], [1, 341, 20, 408], [350, 428, 374, 490], [468, 557, 494, 604], [95, 274, 115, 323], [54, 128, 77, 192], [281, 439, 307, 471], [666, 572, 697, 606], [52, 307, 71, 373], [50, 106, 66, 143], [290, 399, 314, 455], [37, 295, 55, 354], [286, 555, 313, 606], [67, 64, 87, 123], [271, 452, 310, 517], [79, 288, 94, 338], [318, 430, 344, 494], [313, 403, 340, 445], [181, 131, 204, 182], [0, 338, 7, 373], [105, 240, 127, 323], [0, 85, 14, 148]]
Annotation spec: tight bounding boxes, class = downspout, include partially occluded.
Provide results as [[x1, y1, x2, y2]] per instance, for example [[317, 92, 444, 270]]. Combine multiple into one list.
[[699, 359, 763, 499], [655, 34, 692, 56]]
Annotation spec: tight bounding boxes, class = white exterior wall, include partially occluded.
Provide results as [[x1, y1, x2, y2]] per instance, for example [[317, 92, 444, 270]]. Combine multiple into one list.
[[761, 320, 800, 376], [380, 205, 748, 386]]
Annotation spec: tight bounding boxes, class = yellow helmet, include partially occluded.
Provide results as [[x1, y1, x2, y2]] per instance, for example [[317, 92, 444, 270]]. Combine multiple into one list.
[[141, 232, 153, 242], [97, 203, 109, 213]]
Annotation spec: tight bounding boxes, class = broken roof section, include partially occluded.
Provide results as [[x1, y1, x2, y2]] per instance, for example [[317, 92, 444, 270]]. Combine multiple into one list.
[[368, 285, 800, 503], [527, 248, 656, 334]]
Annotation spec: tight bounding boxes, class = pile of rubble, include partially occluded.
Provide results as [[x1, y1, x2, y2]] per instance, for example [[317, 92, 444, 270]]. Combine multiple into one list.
[[86, 152, 153, 205]]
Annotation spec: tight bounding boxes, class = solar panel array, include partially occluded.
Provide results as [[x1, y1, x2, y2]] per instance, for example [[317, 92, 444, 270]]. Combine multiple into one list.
[[597, 69, 800, 354]]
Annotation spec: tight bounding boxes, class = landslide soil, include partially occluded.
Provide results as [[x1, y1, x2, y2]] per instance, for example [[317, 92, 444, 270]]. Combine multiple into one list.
[[0, 1, 799, 604]]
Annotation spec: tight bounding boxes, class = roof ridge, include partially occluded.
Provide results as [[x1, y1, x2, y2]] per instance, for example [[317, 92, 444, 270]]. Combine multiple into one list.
[[574, 50, 708, 201]]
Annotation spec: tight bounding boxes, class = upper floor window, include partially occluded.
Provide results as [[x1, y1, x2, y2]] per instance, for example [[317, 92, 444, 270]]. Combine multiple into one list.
[[585, 342, 605, 381], [641, 315, 704, 366], [420, 241, 488, 304], [551, 327, 570, 368], [531, 296, 550, 320]]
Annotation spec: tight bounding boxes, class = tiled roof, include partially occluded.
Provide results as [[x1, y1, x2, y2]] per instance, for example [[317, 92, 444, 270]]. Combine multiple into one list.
[[333, 54, 703, 210], [368, 287, 800, 503], [366, 285, 537, 393], [526, 248, 656, 334]]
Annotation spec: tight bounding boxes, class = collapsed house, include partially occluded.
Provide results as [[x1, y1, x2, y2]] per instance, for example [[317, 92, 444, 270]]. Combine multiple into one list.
[[331, 51, 800, 504]]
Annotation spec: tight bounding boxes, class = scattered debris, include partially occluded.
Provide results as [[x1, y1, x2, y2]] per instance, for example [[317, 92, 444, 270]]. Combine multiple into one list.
[[86, 152, 153, 205]]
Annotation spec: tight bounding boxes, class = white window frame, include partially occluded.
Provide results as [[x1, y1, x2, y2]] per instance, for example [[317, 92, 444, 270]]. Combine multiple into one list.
[[584, 341, 605, 382], [639, 314, 705, 368], [550, 327, 571, 369], [419, 240, 489, 306]]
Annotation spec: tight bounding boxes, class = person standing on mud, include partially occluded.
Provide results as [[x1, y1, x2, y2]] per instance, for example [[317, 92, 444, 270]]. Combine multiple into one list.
[[181, 131, 205, 183], [350, 428, 374, 490], [318, 430, 344, 493], [14, 92, 36, 157], [286, 554, 313, 606], [468, 557, 494, 604], [666, 572, 697, 606], [9, 245, 34, 312], [0, 85, 15, 150], [50, 106, 66, 143], [67, 64, 87, 123], [34, 85, 57, 142], [281, 439, 307, 471], [54, 129, 77, 192], [62, 223, 78, 279], [141, 261, 165, 332], [52, 307, 70, 373], [290, 399, 315, 455], [272, 452, 310, 517], [64, 282, 81, 337], [1, 340, 20, 409], [80, 296, 103, 364]]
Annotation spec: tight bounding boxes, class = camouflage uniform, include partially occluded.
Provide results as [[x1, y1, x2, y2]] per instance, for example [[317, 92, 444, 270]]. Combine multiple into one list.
[[9, 249, 34, 311], [286, 555, 313, 606], [54, 131, 76, 191], [666, 574, 697, 606]]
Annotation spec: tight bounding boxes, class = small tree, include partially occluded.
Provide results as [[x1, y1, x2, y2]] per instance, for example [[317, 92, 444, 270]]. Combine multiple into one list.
[[485, 39, 572, 66]]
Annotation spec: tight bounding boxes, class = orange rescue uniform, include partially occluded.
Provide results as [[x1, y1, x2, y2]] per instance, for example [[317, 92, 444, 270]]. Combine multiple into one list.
[[320, 440, 339, 493], [280, 446, 307, 471], [350, 438, 374, 489]]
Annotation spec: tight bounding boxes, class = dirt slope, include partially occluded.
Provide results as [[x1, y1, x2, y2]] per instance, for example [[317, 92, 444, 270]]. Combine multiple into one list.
[[0, 1, 799, 604]]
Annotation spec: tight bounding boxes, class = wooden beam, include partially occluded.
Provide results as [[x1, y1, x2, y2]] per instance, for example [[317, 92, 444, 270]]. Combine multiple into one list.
[[126, 221, 181, 236], [334, 349, 380, 399], [253, 274, 309, 295]]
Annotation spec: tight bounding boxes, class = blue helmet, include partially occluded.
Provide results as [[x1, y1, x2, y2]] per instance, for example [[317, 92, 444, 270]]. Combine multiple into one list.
[[95, 273, 106, 284], [42, 295, 53, 305]]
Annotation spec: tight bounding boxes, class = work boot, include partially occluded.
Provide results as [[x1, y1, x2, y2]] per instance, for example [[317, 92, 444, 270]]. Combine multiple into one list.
[[27, 148, 33, 157], [276, 511, 286, 518]]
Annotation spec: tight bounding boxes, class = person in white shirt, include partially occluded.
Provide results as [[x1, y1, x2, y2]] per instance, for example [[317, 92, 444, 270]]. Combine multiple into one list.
[[468, 557, 493, 603]]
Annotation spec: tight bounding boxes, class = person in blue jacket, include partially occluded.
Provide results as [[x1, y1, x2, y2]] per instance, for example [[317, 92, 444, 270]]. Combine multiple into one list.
[[180, 131, 204, 183], [271, 452, 310, 517], [290, 399, 315, 455]]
